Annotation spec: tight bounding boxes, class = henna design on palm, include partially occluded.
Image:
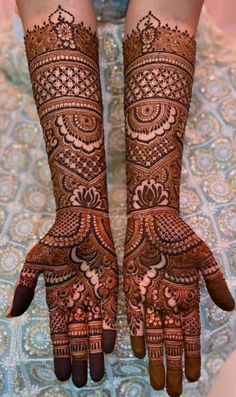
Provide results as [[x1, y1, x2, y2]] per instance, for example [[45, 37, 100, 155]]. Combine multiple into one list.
[[123, 12, 234, 397], [6, 6, 118, 387]]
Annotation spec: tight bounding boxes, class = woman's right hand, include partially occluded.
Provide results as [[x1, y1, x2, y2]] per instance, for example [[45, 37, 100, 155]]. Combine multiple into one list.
[[124, 211, 234, 397]]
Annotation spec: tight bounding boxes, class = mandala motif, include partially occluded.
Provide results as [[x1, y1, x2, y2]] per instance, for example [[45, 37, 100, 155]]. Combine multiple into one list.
[[55, 112, 103, 153], [126, 102, 177, 143], [10, 213, 36, 243], [0, 175, 18, 202], [204, 176, 234, 203], [180, 188, 200, 214], [219, 207, 236, 238], [201, 77, 230, 102], [0, 246, 23, 276], [55, 22, 76, 48], [2, 144, 29, 172], [220, 98, 236, 126], [24, 322, 52, 356], [24, 185, 48, 212], [212, 138, 234, 167]]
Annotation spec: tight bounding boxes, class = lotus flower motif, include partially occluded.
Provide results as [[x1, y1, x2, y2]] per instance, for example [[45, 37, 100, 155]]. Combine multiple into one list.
[[133, 179, 169, 209], [70, 186, 103, 209]]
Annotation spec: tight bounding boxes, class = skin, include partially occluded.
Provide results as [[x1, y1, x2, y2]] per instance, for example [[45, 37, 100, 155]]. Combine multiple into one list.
[[123, 1, 234, 396], [10, 1, 234, 395], [10, 0, 118, 387], [16, 0, 97, 32], [124, 0, 205, 38]]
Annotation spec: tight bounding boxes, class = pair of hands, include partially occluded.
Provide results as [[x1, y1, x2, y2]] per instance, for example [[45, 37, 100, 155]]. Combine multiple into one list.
[[7, 209, 234, 396]]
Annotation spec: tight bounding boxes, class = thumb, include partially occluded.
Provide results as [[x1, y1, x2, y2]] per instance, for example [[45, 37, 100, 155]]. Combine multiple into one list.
[[199, 250, 235, 312], [6, 263, 42, 317]]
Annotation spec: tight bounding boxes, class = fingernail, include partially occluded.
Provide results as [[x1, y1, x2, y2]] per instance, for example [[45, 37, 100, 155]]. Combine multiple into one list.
[[6, 307, 13, 318]]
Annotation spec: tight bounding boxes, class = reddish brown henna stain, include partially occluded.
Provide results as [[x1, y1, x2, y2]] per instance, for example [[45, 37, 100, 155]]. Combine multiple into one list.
[[123, 11, 234, 395], [7, 5, 118, 385]]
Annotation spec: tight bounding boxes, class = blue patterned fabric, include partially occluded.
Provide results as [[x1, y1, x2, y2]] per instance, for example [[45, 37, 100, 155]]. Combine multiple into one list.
[[94, 0, 129, 21], [0, 10, 236, 397]]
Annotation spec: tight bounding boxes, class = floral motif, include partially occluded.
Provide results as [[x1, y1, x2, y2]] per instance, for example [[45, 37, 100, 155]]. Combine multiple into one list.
[[141, 26, 156, 52], [132, 180, 169, 209], [105, 275, 117, 290], [141, 27, 155, 44], [70, 186, 103, 209], [55, 22, 76, 48]]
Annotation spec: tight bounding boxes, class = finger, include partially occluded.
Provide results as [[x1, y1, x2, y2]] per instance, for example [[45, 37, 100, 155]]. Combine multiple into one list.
[[145, 306, 165, 390], [68, 306, 88, 388], [6, 263, 42, 317], [101, 291, 117, 354], [128, 300, 146, 358], [163, 310, 183, 397], [49, 309, 71, 381], [87, 301, 104, 382], [102, 329, 116, 354], [181, 306, 201, 382], [100, 266, 118, 354], [130, 334, 146, 359], [123, 271, 146, 358], [199, 252, 235, 311]]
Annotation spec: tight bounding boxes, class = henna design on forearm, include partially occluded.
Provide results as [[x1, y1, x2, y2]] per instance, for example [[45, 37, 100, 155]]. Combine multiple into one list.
[[7, 5, 118, 386], [123, 12, 234, 396], [124, 11, 196, 214]]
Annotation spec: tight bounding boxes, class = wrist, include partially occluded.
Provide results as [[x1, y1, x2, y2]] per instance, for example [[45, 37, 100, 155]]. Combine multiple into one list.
[[53, 179, 109, 213], [126, 177, 180, 215], [56, 206, 110, 218], [127, 206, 180, 218]]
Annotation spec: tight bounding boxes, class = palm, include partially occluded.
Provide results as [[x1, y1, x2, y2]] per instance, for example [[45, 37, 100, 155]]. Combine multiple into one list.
[[124, 212, 234, 392], [7, 211, 118, 386]]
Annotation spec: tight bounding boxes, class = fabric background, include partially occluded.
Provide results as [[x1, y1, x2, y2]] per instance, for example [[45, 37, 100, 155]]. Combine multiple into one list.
[[0, 2, 236, 397], [2, 0, 236, 41]]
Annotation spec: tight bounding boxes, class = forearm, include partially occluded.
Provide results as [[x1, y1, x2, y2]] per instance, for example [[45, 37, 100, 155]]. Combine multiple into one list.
[[124, 0, 204, 215], [123, 4, 235, 397], [16, 0, 109, 213], [16, 0, 97, 31], [124, 0, 204, 38]]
